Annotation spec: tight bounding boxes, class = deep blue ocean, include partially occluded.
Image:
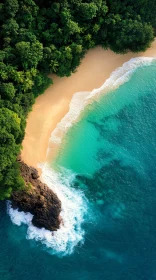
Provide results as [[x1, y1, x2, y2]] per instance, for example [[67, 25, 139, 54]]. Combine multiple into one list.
[[1, 58, 156, 279]]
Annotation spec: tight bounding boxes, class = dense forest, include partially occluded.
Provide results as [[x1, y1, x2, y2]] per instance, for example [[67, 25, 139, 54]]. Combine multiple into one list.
[[0, 0, 155, 199]]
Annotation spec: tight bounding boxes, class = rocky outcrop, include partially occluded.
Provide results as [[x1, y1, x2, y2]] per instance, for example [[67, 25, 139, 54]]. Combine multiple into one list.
[[11, 158, 61, 231]]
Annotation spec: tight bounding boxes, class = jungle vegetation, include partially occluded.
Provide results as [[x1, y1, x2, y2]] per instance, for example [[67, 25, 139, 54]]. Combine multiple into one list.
[[0, 0, 155, 199]]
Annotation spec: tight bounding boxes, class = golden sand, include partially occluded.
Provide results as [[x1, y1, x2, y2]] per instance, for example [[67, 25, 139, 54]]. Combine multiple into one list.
[[21, 40, 156, 174]]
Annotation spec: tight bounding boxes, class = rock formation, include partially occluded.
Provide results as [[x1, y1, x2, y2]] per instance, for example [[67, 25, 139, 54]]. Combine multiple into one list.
[[11, 158, 61, 231]]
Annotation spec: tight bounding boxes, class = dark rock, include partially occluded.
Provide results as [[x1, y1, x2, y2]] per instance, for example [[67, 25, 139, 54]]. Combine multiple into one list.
[[11, 161, 61, 231], [31, 168, 39, 179]]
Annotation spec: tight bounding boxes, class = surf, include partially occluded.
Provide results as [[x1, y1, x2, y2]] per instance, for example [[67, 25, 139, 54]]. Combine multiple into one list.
[[7, 56, 156, 256], [7, 165, 88, 256], [49, 57, 156, 145]]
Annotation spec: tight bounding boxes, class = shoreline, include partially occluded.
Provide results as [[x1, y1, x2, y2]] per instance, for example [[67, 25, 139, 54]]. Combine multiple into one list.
[[21, 40, 156, 173]]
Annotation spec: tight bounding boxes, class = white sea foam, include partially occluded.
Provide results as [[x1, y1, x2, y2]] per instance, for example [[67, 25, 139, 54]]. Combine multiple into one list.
[[7, 203, 33, 225], [7, 56, 156, 256], [50, 57, 156, 145], [7, 165, 88, 256]]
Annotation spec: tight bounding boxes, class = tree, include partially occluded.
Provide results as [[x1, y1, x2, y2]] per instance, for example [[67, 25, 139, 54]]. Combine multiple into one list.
[[15, 40, 43, 69], [77, 3, 98, 20], [108, 19, 154, 53], [4, 0, 19, 18], [0, 108, 24, 199], [0, 0, 155, 200], [0, 82, 16, 100], [0, 108, 21, 141], [2, 18, 19, 37]]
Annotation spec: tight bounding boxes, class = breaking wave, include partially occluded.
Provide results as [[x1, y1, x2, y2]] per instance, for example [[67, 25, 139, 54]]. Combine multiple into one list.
[[7, 56, 156, 256], [7, 165, 88, 256], [49, 57, 156, 145]]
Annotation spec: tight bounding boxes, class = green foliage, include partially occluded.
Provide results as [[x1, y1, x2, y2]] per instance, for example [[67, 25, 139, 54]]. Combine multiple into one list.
[[107, 19, 154, 53], [5, 0, 19, 18], [0, 108, 21, 141], [32, 73, 52, 97], [0, 108, 24, 199], [0, 82, 16, 100], [16, 41, 43, 69], [0, 0, 155, 199], [78, 3, 98, 20]]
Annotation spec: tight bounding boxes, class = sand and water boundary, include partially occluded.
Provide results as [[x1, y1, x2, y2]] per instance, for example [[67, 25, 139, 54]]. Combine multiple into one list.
[[21, 40, 156, 173]]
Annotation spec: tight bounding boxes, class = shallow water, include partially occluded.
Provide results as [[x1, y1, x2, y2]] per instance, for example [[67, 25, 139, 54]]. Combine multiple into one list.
[[1, 59, 156, 279]]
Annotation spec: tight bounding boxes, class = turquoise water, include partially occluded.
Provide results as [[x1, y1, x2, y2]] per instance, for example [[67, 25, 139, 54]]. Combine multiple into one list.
[[1, 59, 156, 279]]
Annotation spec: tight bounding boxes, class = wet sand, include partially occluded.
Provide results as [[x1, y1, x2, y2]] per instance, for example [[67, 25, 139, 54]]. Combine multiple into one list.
[[21, 40, 156, 174]]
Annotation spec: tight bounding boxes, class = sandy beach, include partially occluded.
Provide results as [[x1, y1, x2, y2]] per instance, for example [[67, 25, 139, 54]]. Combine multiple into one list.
[[21, 40, 156, 173]]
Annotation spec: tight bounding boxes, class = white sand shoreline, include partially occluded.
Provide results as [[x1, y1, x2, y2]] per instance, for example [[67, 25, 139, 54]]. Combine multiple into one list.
[[21, 40, 156, 174]]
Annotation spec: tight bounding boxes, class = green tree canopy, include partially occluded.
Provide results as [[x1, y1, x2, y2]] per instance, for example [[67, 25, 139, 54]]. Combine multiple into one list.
[[0, 0, 155, 199], [16, 40, 43, 69]]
